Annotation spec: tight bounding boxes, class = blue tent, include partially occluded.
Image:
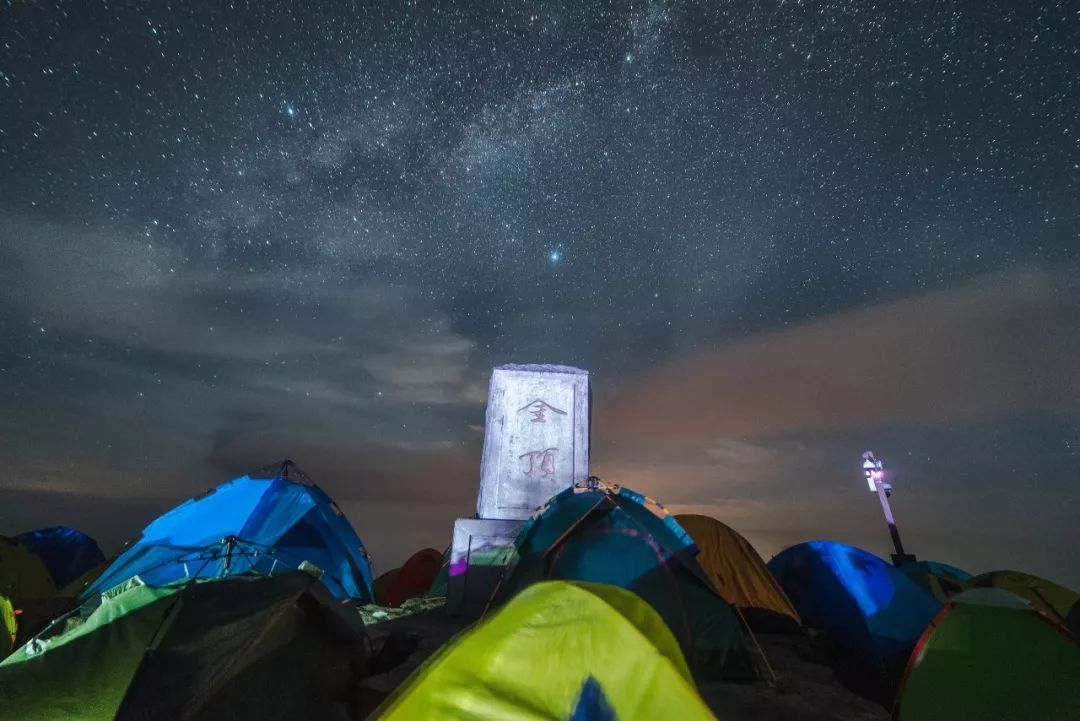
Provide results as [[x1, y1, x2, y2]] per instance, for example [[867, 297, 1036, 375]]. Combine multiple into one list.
[[80, 462, 374, 602], [14, 527, 104, 589], [767, 541, 941, 702]]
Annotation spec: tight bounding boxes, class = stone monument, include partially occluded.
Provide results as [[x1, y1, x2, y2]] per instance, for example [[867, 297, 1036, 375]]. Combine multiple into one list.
[[447, 364, 590, 615]]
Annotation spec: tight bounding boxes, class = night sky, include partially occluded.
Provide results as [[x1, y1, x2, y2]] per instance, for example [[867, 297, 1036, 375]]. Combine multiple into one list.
[[2, 1, 1078, 585]]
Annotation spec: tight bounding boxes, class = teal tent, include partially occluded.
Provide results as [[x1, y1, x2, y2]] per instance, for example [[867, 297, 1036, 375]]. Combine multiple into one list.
[[897, 560, 973, 603], [898, 560, 971, 584], [492, 479, 762, 682], [81, 460, 374, 602]]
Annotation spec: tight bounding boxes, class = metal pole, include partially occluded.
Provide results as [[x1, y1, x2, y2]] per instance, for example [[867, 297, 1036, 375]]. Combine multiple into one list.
[[863, 451, 915, 565], [874, 478, 906, 559]]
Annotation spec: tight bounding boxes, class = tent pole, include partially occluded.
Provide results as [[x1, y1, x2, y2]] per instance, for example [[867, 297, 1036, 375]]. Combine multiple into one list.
[[734, 604, 777, 684]]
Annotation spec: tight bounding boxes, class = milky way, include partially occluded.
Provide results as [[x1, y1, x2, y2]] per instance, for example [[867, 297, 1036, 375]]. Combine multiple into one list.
[[1, 1, 1078, 581]]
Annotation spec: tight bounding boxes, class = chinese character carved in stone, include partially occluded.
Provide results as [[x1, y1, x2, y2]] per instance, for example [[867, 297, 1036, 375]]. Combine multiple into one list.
[[517, 399, 567, 424], [518, 447, 558, 477]]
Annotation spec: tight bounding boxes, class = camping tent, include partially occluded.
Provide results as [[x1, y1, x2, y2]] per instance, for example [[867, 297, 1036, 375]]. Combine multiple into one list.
[[383, 548, 443, 608], [0, 536, 57, 648], [970, 570, 1079, 635], [768, 541, 941, 701], [373, 580, 717, 720], [425, 561, 448, 598], [56, 561, 111, 600], [0, 573, 369, 721], [15, 527, 105, 589], [895, 587, 1080, 720], [0, 536, 55, 605], [1, 595, 15, 659], [373, 569, 400, 606], [493, 480, 761, 681], [897, 560, 972, 603], [675, 514, 800, 629], [80, 461, 375, 603]]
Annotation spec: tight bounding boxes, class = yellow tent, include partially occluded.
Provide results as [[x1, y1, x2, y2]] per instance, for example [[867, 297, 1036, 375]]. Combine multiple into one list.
[[373, 580, 717, 720], [1, 595, 15, 659], [0, 538, 55, 652], [0, 537, 55, 605], [972, 570, 1079, 634], [676, 514, 800, 627]]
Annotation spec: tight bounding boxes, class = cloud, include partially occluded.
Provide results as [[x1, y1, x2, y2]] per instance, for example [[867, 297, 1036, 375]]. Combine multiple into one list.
[[597, 268, 1080, 450], [0, 214, 482, 415]]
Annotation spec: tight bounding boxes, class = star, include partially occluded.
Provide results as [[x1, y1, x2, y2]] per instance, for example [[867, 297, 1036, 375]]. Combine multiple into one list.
[[548, 250, 561, 264]]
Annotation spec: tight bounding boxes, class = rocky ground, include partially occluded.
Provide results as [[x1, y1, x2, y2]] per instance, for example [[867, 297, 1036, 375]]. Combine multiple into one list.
[[357, 604, 889, 721]]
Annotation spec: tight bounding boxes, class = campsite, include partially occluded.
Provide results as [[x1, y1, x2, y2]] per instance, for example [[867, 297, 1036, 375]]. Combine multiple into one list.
[[2, 437, 1077, 719], [3, 0, 1079, 718]]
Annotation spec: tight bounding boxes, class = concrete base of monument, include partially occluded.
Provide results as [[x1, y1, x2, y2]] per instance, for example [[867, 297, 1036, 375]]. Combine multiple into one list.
[[446, 517, 524, 617]]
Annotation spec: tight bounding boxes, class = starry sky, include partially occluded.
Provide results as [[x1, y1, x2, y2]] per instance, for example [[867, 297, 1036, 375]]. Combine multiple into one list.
[[1, 1, 1078, 585]]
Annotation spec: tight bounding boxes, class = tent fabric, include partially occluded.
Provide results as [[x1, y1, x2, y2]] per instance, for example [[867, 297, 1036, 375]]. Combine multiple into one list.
[[56, 561, 111, 600], [767, 541, 941, 701], [897, 560, 972, 604], [373, 569, 400, 606], [899, 560, 972, 582], [425, 562, 449, 598], [15, 527, 106, 589], [970, 570, 1080, 635], [80, 464, 375, 602], [494, 481, 761, 682], [384, 549, 444, 608], [1, 595, 14, 659], [950, 587, 1032, 608], [675, 513, 800, 627], [0, 537, 56, 605], [895, 591, 1080, 721], [0, 573, 369, 721], [373, 580, 717, 720]]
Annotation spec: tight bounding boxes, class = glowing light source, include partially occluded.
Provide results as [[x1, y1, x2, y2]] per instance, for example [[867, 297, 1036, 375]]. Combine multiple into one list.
[[862, 451, 890, 494], [549, 250, 561, 263]]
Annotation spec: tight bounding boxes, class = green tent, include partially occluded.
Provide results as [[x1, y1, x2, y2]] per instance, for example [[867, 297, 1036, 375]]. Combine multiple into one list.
[[971, 569, 1080, 635], [895, 588, 1080, 721], [0, 573, 368, 721], [493, 480, 762, 682], [373, 580, 717, 720]]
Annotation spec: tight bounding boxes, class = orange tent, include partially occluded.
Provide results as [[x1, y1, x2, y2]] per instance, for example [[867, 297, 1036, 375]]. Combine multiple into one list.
[[676, 514, 799, 628]]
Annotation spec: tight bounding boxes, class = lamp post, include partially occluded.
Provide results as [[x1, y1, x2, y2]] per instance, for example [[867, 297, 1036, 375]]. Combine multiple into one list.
[[862, 451, 916, 566]]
